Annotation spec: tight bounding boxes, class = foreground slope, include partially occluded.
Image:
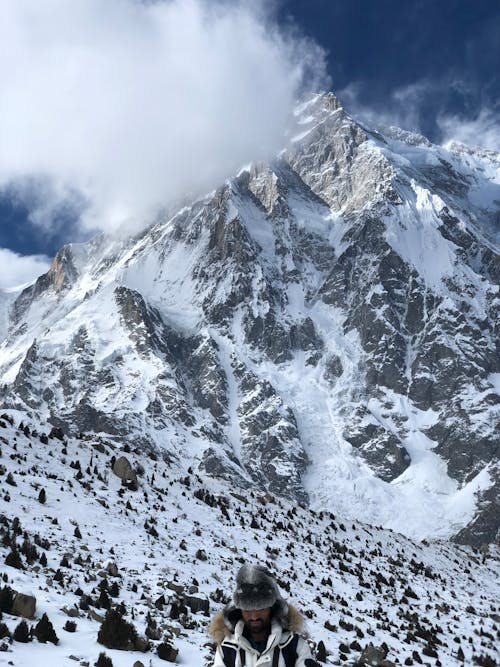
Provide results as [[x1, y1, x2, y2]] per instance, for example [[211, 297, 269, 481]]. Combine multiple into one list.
[[0, 413, 498, 666], [0, 93, 498, 545]]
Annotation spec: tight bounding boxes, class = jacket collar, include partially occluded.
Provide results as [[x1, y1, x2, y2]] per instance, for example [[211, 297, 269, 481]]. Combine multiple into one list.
[[233, 619, 285, 654]]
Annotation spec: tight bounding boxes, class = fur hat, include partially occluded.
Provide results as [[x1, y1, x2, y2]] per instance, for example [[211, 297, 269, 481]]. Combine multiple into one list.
[[232, 564, 281, 611]]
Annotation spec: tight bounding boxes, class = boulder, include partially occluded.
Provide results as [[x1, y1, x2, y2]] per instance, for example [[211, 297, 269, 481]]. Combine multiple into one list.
[[357, 644, 388, 666], [183, 594, 209, 615], [61, 605, 80, 618], [11, 592, 36, 619], [164, 624, 181, 637], [157, 642, 178, 662], [112, 456, 137, 484], [134, 636, 149, 652], [88, 608, 105, 623], [106, 561, 119, 577], [166, 581, 184, 594]]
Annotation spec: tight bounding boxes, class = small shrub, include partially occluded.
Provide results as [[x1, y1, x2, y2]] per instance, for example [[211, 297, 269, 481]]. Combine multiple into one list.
[[38, 488, 46, 504], [0, 586, 14, 613], [34, 613, 59, 645], [145, 619, 161, 640], [157, 641, 178, 661], [21, 538, 38, 565], [472, 656, 497, 667], [95, 651, 113, 667], [5, 548, 23, 570], [97, 589, 111, 610], [108, 581, 120, 598], [316, 640, 327, 662], [169, 601, 180, 619], [79, 594, 91, 611], [13, 620, 31, 643], [64, 620, 77, 632], [97, 608, 137, 650], [0, 622, 11, 639], [5, 472, 16, 486]]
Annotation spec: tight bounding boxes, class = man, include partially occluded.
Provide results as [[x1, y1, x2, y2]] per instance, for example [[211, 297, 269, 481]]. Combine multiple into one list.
[[209, 563, 318, 666]]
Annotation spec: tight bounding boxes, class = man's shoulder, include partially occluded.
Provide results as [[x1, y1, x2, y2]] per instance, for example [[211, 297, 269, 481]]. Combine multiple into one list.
[[209, 610, 232, 644]]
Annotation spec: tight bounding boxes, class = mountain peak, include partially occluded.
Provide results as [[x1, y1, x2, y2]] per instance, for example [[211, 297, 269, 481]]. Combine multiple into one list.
[[0, 91, 498, 546]]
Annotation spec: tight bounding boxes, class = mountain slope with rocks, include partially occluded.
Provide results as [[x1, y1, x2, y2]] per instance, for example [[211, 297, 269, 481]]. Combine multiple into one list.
[[0, 413, 498, 666], [0, 93, 498, 548]]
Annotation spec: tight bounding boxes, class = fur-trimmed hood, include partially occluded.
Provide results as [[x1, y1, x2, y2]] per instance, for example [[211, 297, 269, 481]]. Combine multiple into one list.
[[209, 601, 305, 644]]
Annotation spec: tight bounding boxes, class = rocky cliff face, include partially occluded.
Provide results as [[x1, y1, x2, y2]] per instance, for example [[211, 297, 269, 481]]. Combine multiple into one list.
[[0, 93, 498, 546]]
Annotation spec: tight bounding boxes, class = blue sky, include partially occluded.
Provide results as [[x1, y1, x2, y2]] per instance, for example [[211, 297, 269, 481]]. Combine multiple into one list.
[[0, 0, 498, 288], [282, 0, 500, 141]]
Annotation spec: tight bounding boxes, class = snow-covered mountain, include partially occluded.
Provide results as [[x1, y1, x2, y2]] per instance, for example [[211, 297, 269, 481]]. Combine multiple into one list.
[[0, 413, 498, 666], [0, 92, 499, 548]]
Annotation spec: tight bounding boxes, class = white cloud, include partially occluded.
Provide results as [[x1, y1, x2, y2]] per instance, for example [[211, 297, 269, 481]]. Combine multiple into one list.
[[438, 109, 500, 153], [0, 0, 327, 237], [0, 248, 51, 290]]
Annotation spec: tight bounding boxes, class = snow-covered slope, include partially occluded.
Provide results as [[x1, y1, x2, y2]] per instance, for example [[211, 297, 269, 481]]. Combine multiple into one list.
[[0, 413, 498, 666], [0, 93, 498, 547]]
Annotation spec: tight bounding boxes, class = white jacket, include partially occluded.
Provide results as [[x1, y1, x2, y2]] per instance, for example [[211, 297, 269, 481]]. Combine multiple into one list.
[[209, 604, 314, 667]]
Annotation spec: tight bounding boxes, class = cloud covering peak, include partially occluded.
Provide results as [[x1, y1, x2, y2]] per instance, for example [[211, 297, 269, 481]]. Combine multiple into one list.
[[0, 0, 327, 236]]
